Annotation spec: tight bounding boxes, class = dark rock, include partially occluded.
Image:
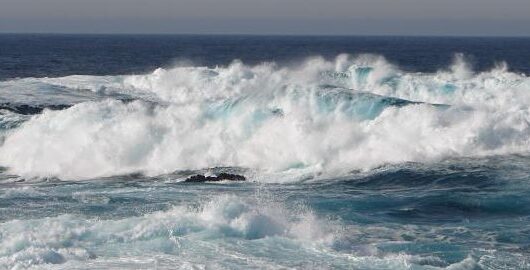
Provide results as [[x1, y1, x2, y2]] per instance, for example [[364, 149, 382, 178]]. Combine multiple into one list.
[[0, 103, 72, 115], [185, 173, 246, 183]]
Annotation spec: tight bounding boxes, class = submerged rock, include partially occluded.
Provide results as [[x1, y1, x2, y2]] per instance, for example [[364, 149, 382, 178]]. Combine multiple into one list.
[[185, 173, 246, 183]]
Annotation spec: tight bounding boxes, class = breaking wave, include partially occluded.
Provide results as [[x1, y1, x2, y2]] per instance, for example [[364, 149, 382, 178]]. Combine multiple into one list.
[[0, 195, 330, 268], [0, 194, 488, 269], [1, 54, 530, 180]]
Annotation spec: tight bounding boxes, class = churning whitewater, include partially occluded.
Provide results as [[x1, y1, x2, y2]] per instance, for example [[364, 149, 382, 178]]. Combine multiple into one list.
[[1, 54, 529, 180], [1, 35, 530, 270]]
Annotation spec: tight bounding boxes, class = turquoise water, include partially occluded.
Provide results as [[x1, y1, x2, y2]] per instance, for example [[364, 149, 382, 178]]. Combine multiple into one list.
[[1, 157, 529, 269], [1, 35, 530, 269]]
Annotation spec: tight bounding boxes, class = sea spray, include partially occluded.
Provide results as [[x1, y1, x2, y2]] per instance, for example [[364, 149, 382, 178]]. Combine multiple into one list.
[[1, 55, 530, 180]]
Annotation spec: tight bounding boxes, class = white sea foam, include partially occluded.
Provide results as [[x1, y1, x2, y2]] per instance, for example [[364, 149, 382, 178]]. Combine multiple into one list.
[[0, 194, 485, 269], [0, 195, 336, 269], [0, 55, 529, 180]]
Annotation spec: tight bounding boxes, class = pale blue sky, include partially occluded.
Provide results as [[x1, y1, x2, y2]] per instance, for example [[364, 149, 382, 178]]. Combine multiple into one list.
[[1, 0, 529, 36]]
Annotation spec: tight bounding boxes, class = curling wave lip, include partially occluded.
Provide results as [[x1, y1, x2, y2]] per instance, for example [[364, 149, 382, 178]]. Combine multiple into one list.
[[0, 54, 529, 181]]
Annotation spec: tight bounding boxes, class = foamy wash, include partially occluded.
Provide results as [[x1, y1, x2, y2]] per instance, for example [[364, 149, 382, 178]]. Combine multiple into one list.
[[1, 35, 530, 269], [3, 55, 530, 179]]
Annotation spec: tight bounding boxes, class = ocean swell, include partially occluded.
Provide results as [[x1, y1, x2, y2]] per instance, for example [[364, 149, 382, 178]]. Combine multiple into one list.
[[0, 54, 529, 180]]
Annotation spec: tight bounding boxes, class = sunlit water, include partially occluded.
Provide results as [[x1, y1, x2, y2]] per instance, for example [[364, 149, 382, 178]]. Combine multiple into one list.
[[1, 35, 529, 269]]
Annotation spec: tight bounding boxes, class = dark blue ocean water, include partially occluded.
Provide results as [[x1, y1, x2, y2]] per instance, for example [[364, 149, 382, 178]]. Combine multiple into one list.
[[1, 34, 530, 80], [0, 35, 529, 269]]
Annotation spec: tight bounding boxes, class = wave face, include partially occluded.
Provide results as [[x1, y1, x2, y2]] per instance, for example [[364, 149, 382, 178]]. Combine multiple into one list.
[[0, 195, 335, 269], [2, 36, 530, 270], [1, 54, 530, 180], [1, 157, 529, 269], [0, 191, 494, 269]]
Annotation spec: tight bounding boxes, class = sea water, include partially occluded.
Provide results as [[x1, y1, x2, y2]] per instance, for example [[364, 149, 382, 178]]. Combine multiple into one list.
[[0, 35, 529, 269]]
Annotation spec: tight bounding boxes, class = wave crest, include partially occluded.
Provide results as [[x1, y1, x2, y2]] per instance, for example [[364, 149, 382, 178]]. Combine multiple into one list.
[[1, 54, 530, 180]]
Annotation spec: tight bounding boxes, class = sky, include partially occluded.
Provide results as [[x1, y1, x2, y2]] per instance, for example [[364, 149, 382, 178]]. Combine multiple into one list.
[[1, 0, 529, 36]]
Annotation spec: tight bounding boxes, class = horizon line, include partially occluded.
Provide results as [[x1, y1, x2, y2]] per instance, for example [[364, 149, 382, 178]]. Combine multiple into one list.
[[1, 32, 530, 39]]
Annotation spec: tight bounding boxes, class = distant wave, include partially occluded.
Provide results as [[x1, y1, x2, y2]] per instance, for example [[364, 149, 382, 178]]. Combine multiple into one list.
[[1, 54, 530, 180]]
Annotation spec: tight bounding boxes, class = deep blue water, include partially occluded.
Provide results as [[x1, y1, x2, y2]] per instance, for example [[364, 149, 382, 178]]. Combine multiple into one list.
[[1, 34, 530, 80], [0, 35, 529, 269]]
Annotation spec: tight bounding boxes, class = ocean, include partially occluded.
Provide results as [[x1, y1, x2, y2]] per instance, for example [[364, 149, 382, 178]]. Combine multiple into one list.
[[0, 34, 530, 269]]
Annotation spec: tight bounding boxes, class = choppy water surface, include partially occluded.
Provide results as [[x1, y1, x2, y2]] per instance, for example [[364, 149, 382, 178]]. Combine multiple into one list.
[[1, 35, 530, 269]]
